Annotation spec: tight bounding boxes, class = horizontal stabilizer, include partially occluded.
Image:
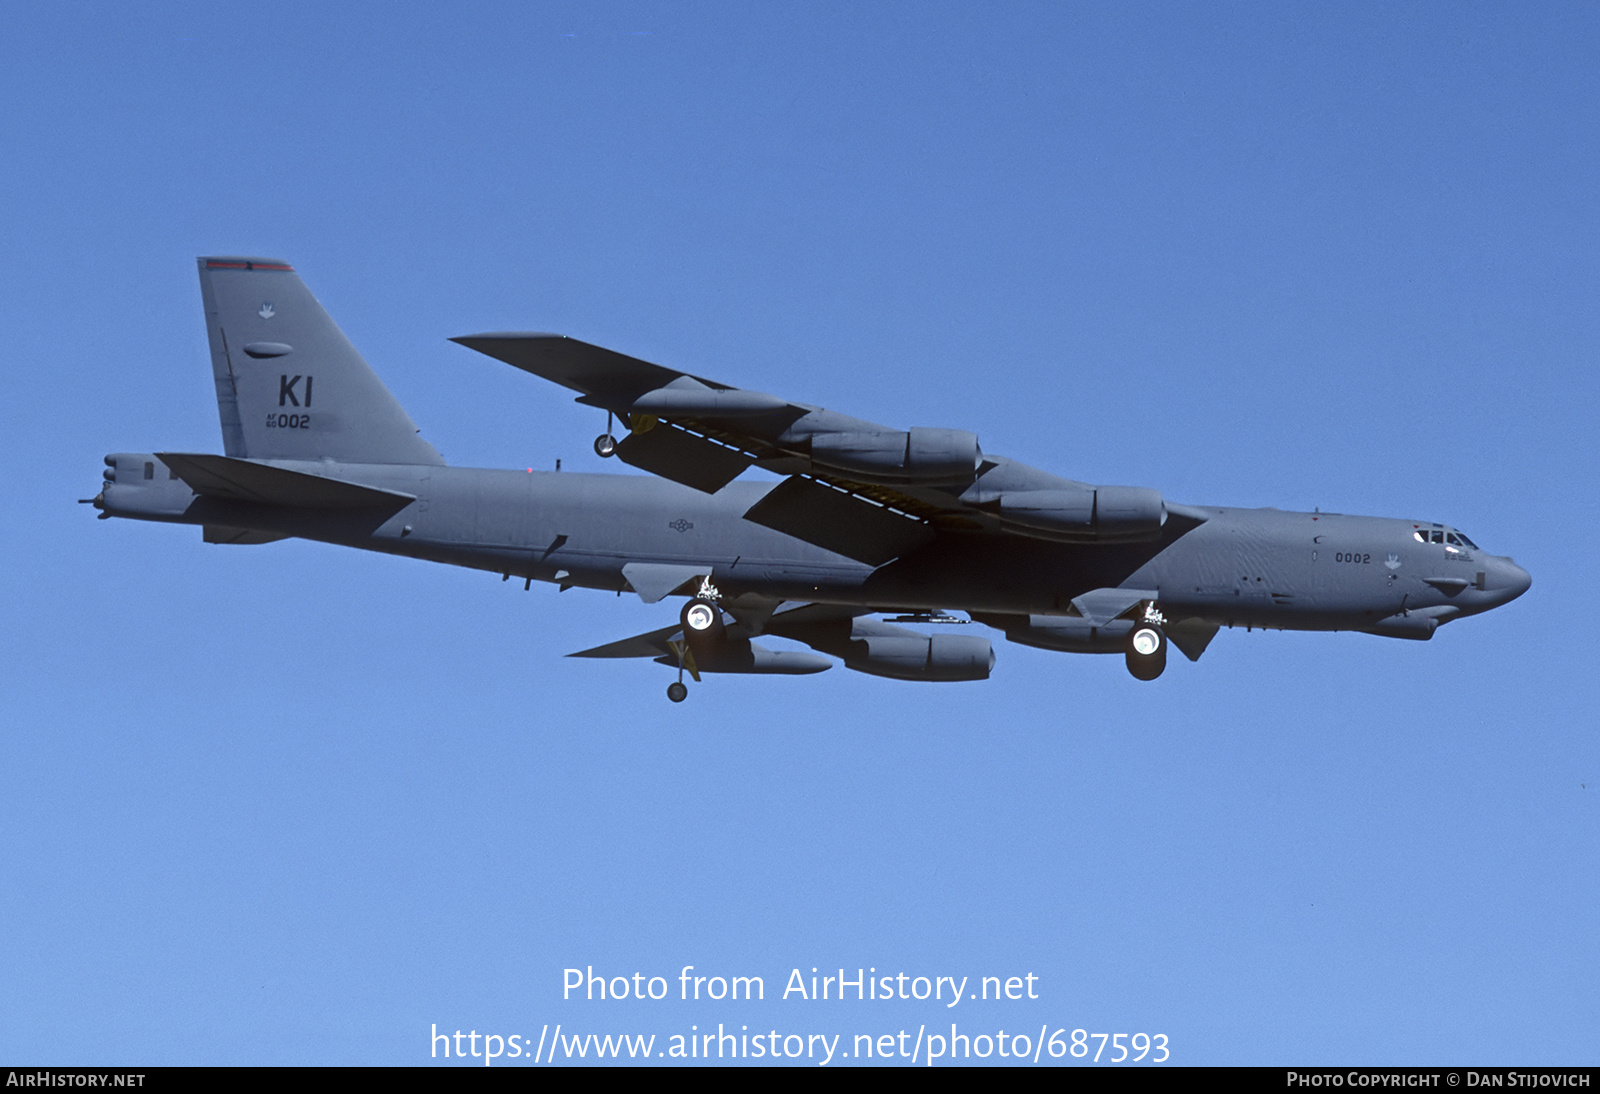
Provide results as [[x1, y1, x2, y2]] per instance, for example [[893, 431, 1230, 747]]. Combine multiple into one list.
[[157, 453, 416, 510]]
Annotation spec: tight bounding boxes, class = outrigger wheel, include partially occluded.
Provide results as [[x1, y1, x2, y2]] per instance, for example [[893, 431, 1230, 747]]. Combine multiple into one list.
[[1125, 623, 1167, 681], [666, 681, 688, 703], [594, 411, 619, 458]]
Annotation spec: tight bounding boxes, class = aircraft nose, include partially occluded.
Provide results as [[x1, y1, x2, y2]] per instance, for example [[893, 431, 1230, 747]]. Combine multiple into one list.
[[1491, 557, 1532, 604]]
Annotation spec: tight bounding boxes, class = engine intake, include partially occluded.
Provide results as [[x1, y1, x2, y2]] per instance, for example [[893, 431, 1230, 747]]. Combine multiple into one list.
[[844, 633, 995, 681]]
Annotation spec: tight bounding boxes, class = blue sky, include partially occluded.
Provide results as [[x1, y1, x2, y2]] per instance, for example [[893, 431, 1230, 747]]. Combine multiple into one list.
[[2, 1, 1595, 1066]]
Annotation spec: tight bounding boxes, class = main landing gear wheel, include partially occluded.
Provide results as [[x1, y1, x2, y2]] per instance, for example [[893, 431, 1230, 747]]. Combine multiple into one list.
[[666, 681, 688, 703], [594, 433, 618, 458], [681, 597, 722, 640], [1125, 624, 1167, 681]]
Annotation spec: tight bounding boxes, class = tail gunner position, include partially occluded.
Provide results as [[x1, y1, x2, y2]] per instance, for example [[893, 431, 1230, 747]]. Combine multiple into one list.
[[89, 258, 1530, 702]]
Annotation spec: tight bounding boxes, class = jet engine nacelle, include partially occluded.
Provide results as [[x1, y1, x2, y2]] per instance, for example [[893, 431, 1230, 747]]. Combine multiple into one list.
[[843, 633, 996, 682], [997, 486, 1166, 541], [999, 615, 1134, 653], [810, 427, 981, 485]]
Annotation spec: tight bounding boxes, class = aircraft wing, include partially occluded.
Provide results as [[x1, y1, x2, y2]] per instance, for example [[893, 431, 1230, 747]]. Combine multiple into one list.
[[567, 601, 989, 680], [452, 332, 815, 495], [454, 332, 1206, 562], [568, 607, 833, 677]]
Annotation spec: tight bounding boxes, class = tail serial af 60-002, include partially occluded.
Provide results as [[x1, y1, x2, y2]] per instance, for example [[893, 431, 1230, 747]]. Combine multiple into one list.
[[89, 258, 1531, 702]]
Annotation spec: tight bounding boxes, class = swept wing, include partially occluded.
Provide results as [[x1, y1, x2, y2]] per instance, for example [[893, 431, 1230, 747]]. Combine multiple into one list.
[[453, 333, 1206, 566]]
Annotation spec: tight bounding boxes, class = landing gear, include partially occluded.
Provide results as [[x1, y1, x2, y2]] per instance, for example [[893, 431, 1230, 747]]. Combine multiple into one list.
[[594, 411, 618, 457], [665, 580, 723, 703], [681, 596, 723, 641], [1125, 623, 1167, 681]]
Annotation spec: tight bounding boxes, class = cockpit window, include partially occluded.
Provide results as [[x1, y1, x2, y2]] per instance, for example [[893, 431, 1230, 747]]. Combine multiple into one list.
[[1415, 527, 1480, 549]]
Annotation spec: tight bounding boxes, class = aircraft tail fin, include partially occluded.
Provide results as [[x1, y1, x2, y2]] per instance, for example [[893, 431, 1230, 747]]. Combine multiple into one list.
[[197, 257, 444, 465]]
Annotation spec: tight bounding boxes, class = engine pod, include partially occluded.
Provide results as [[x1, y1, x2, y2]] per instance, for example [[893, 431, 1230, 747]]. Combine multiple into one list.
[[1093, 485, 1166, 538], [810, 427, 981, 485], [997, 486, 1166, 541], [843, 633, 995, 681]]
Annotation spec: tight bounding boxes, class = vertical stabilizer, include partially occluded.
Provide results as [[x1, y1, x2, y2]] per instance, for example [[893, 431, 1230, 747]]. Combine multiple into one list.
[[197, 257, 444, 465]]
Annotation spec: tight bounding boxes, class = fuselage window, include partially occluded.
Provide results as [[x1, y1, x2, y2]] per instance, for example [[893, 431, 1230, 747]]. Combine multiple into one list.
[[1456, 532, 1478, 549], [1430, 530, 1445, 544], [1413, 530, 1427, 543], [1446, 533, 1462, 546]]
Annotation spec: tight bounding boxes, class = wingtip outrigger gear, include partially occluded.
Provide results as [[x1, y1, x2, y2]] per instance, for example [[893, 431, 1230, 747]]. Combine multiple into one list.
[[594, 411, 618, 458]]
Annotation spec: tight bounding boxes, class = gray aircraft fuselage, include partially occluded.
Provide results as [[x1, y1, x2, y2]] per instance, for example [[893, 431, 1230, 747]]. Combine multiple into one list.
[[91, 257, 1530, 696], [98, 454, 1529, 632]]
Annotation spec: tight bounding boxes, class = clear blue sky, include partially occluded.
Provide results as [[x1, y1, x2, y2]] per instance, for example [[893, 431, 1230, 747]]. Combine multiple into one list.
[[2, 1, 1595, 1066]]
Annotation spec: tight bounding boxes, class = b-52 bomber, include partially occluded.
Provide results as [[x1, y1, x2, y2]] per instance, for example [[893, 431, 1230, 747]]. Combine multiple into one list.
[[90, 258, 1531, 702]]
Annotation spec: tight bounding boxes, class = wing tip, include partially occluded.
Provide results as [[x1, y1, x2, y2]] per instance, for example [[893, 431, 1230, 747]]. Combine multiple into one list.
[[197, 256, 294, 271], [450, 331, 568, 346]]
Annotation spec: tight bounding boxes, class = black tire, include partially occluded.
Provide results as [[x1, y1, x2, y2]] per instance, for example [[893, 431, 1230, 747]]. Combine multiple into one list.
[[667, 681, 688, 703], [594, 433, 618, 458], [1125, 624, 1167, 681], [680, 597, 722, 642]]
